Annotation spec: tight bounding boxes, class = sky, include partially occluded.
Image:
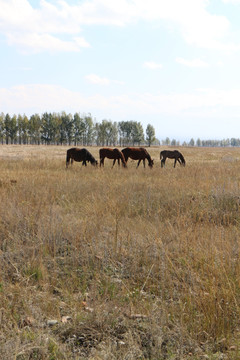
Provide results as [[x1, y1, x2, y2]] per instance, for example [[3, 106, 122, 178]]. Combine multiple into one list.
[[1, 0, 240, 141]]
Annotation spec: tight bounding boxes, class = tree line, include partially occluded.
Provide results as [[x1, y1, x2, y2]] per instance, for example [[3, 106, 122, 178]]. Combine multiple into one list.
[[0, 112, 157, 147], [162, 137, 240, 147], [0, 111, 239, 147]]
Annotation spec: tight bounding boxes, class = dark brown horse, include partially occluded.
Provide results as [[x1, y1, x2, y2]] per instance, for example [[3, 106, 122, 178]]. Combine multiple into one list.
[[66, 148, 98, 168], [99, 148, 127, 168], [121, 147, 154, 168], [160, 150, 186, 168]]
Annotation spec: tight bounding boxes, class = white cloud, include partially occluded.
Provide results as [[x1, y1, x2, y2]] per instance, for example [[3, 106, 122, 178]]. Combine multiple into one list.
[[73, 0, 238, 51], [85, 74, 110, 85], [143, 61, 163, 69], [7, 33, 90, 53], [0, 0, 239, 53], [222, 0, 240, 3], [176, 57, 209, 68], [216, 61, 224, 67], [85, 74, 124, 85], [0, 0, 89, 53], [1, 84, 240, 119]]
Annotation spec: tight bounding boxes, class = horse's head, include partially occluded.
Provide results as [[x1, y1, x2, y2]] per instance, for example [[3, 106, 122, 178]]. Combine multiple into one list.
[[148, 159, 154, 168]]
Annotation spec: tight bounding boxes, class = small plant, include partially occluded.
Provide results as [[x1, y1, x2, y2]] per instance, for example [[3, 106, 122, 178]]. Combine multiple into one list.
[[23, 264, 43, 282]]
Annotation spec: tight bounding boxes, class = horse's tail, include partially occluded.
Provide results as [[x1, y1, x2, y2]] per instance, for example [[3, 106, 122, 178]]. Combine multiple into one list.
[[179, 153, 186, 166], [121, 148, 128, 162], [99, 149, 104, 166], [120, 151, 127, 167]]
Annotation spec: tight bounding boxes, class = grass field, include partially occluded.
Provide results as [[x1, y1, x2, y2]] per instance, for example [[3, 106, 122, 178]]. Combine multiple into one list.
[[1, 145, 240, 359]]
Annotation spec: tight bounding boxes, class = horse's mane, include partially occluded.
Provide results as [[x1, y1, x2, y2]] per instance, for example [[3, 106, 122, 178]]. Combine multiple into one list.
[[88, 152, 97, 164], [82, 148, 97, 164], [142, 148, 152, 164], [179, 153, 185, 165]]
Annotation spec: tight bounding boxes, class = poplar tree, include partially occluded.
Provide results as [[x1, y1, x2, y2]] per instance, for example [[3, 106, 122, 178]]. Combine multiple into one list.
[[146, 124, 156, 146]]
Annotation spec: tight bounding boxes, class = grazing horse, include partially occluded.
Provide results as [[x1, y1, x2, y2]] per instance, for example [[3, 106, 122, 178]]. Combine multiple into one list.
[[160, 150, 186, 168], [99, 148, 127, 168], [121, 147, 154, 168], [66, 148, 98, 168]]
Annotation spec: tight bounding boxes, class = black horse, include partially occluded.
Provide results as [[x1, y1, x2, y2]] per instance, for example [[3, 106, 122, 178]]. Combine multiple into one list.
[[66, 148, 98, 168], [160, 150, 186, 168]]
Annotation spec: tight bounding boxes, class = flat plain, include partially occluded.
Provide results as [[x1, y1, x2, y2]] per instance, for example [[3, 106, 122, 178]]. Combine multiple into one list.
[[1, 145, 240, 359]]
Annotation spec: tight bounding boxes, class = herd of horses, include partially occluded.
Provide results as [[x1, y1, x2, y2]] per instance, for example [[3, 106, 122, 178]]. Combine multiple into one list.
[[66, 147, 186, 169]]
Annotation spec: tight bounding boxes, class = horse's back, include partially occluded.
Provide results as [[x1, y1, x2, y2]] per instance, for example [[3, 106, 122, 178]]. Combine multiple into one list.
[[99, 147, 112, 158], [67, 147, 85, 161], [100, 147, 125, 159], [122, 147, 144, 159]]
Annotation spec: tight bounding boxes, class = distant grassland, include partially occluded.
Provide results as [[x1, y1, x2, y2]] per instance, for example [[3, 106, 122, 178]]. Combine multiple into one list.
[[1, 145, 240, 359]]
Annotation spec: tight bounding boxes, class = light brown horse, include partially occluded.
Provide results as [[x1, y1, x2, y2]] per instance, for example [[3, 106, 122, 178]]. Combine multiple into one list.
[[121, 147, 154, 168], [160, 150, 186, 168], [66, 148, 98, 168], [99, 148, 127, 168]]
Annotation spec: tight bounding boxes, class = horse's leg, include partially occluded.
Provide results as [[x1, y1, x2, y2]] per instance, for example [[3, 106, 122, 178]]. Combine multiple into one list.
[[66, 155, 70, 168], [112, 159, 116, 168], [137, 159, 141, 168], [100, 157, 104, 167], [71, 159, 74, 166], [118, 158, 120, 166], [174, 159, 177, 167], [143, 159, 146, 168], [161, 158, 165, 168]]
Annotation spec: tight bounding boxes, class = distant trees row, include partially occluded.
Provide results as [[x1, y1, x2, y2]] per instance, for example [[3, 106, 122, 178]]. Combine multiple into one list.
[[162, 137, 240, 147], [0, 112, 239, 147], [0, 112, 157, 147]]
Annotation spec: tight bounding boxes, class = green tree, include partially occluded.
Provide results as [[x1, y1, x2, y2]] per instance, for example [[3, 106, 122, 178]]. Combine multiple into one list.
[[118, 121, 133, 145], [29, 114, 41, 144], [110, 121, 118, 146], [41, 112, 58, 144], [189, 138, 195, 147], [59, 112, 73, 145], [73, 113, 85, 145], [82, 115, 94, 145], [17, 114, 29, 144], [5, 114, 18, 144], [146, 124, 156, 147], [196, 138, 202, 147], [131, 121, 144, 145], [96, 120, 111, 146], [163, 137, 170, 146]]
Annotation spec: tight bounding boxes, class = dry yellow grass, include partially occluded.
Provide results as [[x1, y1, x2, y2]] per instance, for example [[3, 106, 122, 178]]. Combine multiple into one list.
[[1, 145, 240, 359]]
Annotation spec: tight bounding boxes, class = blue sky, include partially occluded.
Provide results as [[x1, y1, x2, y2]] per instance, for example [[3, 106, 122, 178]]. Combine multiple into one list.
[[1, 0, 240, 141]]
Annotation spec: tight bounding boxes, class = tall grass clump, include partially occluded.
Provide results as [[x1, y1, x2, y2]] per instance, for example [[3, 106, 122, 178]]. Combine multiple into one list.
[[1, 145, 240, 359]]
